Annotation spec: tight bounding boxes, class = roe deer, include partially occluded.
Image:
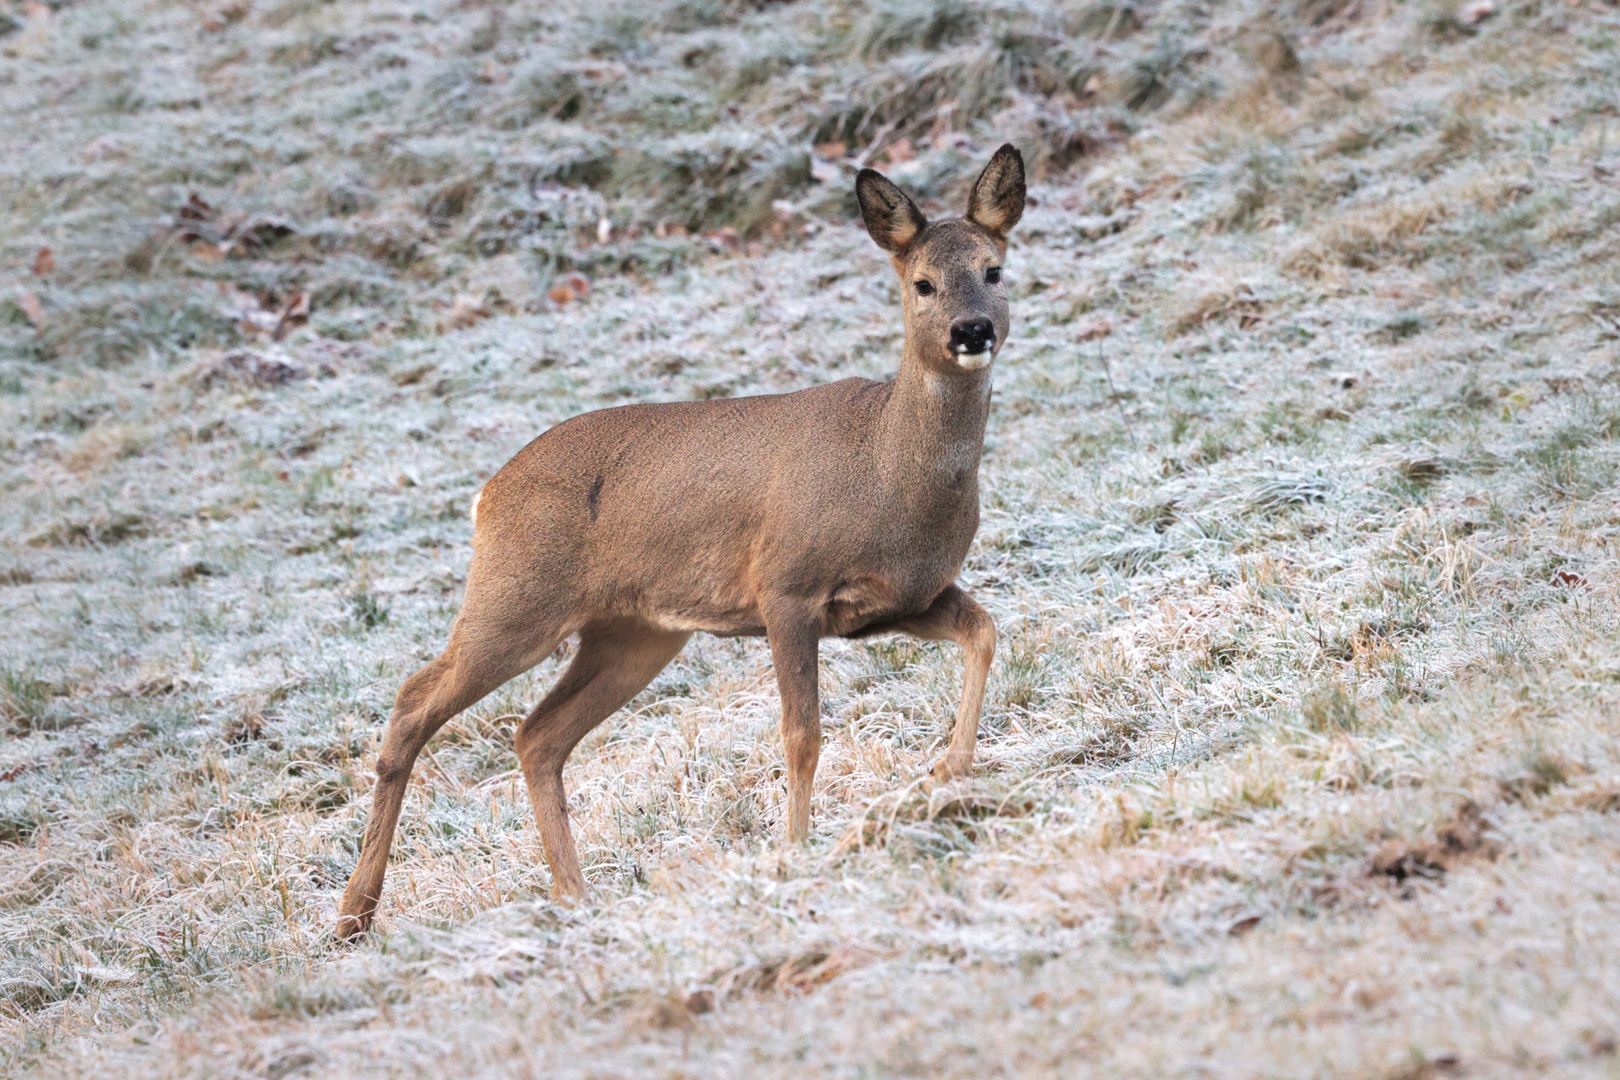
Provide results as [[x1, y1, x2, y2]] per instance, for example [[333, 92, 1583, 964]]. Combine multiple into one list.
[[336, 144, 1026, 937]]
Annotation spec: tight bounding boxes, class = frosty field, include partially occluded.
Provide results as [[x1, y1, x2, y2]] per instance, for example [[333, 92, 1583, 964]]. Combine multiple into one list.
[[3, 0, 1620, 1075]]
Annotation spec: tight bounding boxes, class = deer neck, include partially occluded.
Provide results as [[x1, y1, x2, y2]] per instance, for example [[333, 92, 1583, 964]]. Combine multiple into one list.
[[877, 344, 992, 488]]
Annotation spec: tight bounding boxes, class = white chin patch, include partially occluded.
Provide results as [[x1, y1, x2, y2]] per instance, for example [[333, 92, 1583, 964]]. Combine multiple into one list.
[[955, 349, 993, 371]]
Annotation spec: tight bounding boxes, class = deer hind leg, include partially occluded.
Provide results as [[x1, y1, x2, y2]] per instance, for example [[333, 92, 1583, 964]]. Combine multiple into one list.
[[881, 585, 996, 782], [514, 620, 689, 902], [336, 622, 564, 940]]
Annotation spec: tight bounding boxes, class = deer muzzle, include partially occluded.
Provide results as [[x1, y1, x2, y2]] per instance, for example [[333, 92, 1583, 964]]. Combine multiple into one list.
[[950, 317, 995, 369]]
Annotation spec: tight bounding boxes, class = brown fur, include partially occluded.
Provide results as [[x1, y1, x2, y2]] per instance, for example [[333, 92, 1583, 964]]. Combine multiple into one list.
[[336, 145, 1026, 937]]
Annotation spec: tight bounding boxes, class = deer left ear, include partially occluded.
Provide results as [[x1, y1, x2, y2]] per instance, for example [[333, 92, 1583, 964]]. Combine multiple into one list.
[[856, 168, 928, 255], [966, 143, 1025, 238]]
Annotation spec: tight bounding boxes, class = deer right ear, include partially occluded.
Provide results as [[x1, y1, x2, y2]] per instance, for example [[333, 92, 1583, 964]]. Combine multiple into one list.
[[856, 169, 927, 255]]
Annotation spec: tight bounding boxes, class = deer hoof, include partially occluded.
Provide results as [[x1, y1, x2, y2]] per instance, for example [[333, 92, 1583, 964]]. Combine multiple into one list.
[[927, 757, 973, 784], [334, 913, 370, 942], [552, 881, 591, 906]]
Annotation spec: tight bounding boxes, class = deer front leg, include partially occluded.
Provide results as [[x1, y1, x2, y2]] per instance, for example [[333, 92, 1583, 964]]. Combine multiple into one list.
[[889, 585, 996, 782], [764, 602, 822, 843]]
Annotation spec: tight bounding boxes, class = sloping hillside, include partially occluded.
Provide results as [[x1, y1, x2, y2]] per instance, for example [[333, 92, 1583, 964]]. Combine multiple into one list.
[[3, 0, 1620, 1076]]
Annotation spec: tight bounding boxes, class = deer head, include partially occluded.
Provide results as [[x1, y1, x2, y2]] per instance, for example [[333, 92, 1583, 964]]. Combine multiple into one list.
[[856, 143, 1026, 374]]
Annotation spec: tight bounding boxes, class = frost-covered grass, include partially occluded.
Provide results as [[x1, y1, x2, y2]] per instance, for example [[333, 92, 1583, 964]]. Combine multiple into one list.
[[4, 0, 1620, 1076]]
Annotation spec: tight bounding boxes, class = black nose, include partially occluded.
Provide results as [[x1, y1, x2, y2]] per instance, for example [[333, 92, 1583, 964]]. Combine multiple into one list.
[[950, 317, 995, 355]]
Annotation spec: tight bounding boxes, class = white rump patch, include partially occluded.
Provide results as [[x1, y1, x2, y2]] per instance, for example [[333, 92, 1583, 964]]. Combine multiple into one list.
[[469, 487, 483, 526]]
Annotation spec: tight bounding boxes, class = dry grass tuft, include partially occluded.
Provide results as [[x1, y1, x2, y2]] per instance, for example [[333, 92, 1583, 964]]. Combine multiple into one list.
[[833, 777, 1037, 855]]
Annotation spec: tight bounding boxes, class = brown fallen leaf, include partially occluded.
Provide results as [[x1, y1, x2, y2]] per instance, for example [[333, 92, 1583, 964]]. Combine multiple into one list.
[[1076, 319, 1112, 342], [32, 248, 54, 276], [1228, 914, 1263, 936], [706, 226, 741, 252], [168, 193, 294, 259], [1399, 457, 1447, 481], [178, 192, 215, 223], [445, 293, 490, 329], [271, 292, 309, 342], [16, 290, 45, 328], [549, 274, 591, 304], [200, 1, 247, 32], [1553, 570, 1588, 589], [391, 364, 433, 387], [813, 140, 847, 160], [1370, 799, 1499, 889], [221, 295, 280, 337], [198, 349, 307, 389]]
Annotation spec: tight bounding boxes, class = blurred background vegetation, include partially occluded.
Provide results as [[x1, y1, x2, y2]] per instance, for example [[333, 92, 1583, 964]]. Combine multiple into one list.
[[4, 0, 1540, 367]]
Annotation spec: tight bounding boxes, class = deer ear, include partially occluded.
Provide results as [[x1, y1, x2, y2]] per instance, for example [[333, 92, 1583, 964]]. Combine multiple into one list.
[[966, 143, 1025, 238], [856, 168, 927, 254]]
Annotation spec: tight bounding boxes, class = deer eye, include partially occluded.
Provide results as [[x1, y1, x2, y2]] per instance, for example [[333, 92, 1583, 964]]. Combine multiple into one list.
[[914, 280, 934, 296], [985, 267, 1002, 285]]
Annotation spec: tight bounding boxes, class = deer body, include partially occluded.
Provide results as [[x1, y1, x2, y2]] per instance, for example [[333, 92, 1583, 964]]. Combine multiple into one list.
[[337, 146, 1026, 937], [482, 371, 986, 639]]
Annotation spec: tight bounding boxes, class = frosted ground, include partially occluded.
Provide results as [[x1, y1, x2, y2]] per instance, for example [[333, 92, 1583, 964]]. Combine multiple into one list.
[[3, 0, 1620, 1076]]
